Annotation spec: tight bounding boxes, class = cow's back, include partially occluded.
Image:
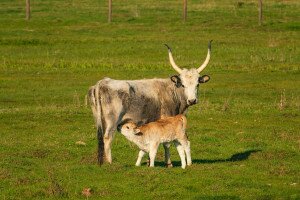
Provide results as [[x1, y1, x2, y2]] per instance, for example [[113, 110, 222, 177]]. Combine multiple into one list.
[[90, 77, 186, 130]]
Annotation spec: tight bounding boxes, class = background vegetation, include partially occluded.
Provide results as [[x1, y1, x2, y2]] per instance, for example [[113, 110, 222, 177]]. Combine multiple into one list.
[[0, 0, 299, 199]]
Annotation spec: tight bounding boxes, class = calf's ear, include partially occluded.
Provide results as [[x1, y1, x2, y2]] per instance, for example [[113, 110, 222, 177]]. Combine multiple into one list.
[[198, 75, 210, 84], [134, 128, 141, 135], [170, 75, 182, 88]]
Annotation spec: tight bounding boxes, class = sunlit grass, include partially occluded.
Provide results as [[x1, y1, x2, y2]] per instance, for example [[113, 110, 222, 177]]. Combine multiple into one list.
[[0, 0, 299, 199]]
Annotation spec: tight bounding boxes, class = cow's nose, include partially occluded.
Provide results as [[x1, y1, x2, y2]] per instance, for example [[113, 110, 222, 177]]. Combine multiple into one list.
[[188, 99, 197, 105]]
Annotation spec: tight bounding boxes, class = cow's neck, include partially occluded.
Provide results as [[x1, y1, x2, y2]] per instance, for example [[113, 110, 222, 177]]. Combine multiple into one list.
[[173, 85, 189, 114], [160, 78, 189, 116]]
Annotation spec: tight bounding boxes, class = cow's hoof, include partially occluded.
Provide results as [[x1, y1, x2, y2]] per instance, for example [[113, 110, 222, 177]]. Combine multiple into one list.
[[166, 163, 173, 168]]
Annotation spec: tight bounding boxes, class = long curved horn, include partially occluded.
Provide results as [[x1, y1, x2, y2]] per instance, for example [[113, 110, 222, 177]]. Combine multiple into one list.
[[164, 44, 182, 74], [197, 40, 212, 73]]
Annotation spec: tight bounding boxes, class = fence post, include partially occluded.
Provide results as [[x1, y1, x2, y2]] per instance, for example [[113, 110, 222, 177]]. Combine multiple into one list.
[[26, 0, 30, 20], [258, 0, 263, 25], [183, 0, 187, 22], [108, 0, 112, 22]]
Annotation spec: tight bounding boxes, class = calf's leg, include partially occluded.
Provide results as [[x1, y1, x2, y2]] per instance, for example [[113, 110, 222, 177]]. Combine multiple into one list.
[[136, 150, 146, 166], [178, 137, 192, 166], [174, 141, 186, 169], [185, 141, 192, 166], [149, 143, 159, 167]]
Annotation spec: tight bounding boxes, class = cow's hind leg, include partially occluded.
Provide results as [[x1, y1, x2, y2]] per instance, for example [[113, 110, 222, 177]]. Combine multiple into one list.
[[101, 99, 122, 164], [97, 126, 104, 165], [103, 124, 117, 164], [95, 117, 116, 165], [163, 143, 173, 168]]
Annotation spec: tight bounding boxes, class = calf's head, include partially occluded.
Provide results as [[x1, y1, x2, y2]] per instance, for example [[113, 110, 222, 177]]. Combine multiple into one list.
[[120, 122, 140, 136], [165, 41, 211, 106]]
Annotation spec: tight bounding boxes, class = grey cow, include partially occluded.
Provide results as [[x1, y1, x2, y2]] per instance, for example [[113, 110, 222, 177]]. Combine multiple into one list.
[[88, 41, 212, 165]]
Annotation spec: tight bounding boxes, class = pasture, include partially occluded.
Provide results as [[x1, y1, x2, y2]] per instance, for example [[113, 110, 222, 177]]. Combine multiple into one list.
[[0, 0, 299, 199]]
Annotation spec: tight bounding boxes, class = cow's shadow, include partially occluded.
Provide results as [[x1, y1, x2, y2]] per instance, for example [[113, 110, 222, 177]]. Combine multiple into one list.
[[142, 149, 261, 167]]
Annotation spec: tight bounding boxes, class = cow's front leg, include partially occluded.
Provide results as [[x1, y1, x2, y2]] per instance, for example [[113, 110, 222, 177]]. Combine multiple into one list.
[[163, 143, 173, 168]]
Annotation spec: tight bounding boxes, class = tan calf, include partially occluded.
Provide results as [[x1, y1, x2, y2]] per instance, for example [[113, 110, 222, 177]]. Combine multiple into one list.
[[120, 114, 192, 169]]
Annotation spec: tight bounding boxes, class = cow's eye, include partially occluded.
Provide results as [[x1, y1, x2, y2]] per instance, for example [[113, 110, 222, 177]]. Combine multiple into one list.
[[181, 84, 185, 88], [126, 126, 129, 129]]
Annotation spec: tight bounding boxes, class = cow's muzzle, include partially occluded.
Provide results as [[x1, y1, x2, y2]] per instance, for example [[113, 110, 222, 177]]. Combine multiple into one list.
[[187, 99, 197, 105]]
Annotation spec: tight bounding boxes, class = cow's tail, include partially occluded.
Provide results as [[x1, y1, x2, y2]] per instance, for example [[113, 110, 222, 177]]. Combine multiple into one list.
[[88, 84, 104, 165]]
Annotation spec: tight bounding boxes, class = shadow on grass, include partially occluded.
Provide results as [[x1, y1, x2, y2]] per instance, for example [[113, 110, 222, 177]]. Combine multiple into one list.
[[192, 149, 262, 164], [145, 149, 262, 168]]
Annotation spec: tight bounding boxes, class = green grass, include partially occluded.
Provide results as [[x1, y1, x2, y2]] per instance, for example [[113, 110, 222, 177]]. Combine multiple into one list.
[[0, 0, 299, 199]]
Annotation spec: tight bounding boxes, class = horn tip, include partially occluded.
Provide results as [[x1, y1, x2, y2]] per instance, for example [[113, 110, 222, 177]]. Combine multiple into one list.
[[208, 40, 213, 50], [164, 44, 172, 52]]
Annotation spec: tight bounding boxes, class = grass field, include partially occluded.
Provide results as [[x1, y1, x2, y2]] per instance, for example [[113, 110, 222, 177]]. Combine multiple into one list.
[[0, 0, 299, 199]]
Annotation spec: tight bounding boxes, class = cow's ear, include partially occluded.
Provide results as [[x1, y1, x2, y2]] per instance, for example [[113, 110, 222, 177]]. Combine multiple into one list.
[[134, 128, 141, 135], [198, 75, 210, 84], [170, 75, 182, 88]]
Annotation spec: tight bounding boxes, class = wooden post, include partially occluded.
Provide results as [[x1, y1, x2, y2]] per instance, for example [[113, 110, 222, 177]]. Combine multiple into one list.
[[258, 0, 263, 25], [183, 0, 187, 22], [108, 0, 112, 23], [26, 0, 30, 20]]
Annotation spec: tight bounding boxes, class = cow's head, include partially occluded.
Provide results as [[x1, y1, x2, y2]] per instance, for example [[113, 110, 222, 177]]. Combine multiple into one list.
[[166, 41, 211, 106]]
